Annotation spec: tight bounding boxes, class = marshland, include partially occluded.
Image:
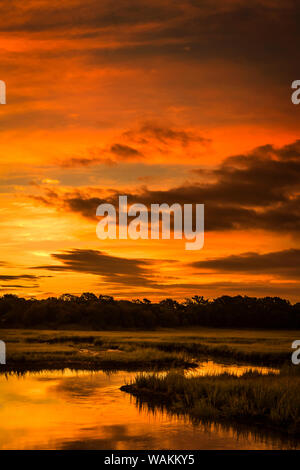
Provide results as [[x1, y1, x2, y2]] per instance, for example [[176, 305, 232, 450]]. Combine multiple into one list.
[[1, 294, 300, 449]]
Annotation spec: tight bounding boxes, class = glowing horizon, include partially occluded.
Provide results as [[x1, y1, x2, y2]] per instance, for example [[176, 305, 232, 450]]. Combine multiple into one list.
[[0, 0, 300, 302]]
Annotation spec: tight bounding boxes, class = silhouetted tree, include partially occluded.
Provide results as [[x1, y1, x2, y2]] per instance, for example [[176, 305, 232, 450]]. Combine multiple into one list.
[[0, 293, 298, 330]]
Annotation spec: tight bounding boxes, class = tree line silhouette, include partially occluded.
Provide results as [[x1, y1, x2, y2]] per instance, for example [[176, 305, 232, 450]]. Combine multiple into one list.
[[0, 293, 300, 329]]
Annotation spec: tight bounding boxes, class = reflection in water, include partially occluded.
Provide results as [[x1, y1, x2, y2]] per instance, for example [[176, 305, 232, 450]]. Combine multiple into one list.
[[185, 360, 279, 377], [0, 361, 296, 450]]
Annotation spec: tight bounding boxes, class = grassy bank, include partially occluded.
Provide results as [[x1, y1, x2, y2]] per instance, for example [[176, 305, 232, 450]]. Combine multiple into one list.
[[1, 352, 196, 373], [0, 327, 296, 368], [121, 369, 300, 436], [0, 333, 196, 372]]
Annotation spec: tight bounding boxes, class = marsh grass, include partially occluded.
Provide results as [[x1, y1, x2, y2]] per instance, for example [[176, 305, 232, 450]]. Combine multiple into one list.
[[0, 327, 296, 372], [120, 341, 289, 365], [2, 339, 196, 372], [2, 327, 295, 365], [121, 368, 300, 435], [3, 328, 299, 437]]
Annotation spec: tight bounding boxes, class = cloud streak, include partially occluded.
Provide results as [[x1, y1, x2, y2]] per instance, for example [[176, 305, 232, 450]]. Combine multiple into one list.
[[191, 249, 300, 280], [33, 249, 160, 288], [33, 139, 300, 234]]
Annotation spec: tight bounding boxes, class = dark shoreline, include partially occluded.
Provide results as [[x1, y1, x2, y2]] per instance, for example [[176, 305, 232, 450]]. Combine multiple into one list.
[[0, 359, 198, 374], [120, 383, 300, 441]]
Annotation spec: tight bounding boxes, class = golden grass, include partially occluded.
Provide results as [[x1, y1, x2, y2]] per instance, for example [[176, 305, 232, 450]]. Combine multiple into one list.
[[0, 327, 297, 370], [122, 368, 300, 435]]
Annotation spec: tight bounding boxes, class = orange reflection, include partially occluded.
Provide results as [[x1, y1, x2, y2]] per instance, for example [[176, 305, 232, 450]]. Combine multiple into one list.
[[0, 367, 290, 450]]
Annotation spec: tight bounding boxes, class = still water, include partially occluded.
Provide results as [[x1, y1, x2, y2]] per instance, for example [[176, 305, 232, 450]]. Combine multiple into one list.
[[0, 361, 296, 450]]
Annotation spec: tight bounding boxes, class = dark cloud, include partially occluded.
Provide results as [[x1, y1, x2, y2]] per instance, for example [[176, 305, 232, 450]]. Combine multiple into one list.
[[59, 157, 115, 168], [0, 274, 40, 281], [167, 280, 300, 299], [33, 249, 159, 288], [35, 139, 300, 234], [110, 144, 142, 159], [0, 284, 39, 289], [1, 1, 298, 144], [124, 123, 210, 147], [67, 196, 108, 219], [57, 147, 113, 168], [57, 147, 119, 167], [0, 1, 298, 87], [191, 249, 300, 280], [0, 274, 51, 294], [57, 124, 207, 168], [0, 1, 179, 33], [192, 141, 300, 206], [59, 157, 104, 168], [58, 143, 143, 168], [40, 189, 258, 232]]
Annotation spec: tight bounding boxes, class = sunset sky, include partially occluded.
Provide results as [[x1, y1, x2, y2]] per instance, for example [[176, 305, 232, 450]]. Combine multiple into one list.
[[0, 0, 300, 301]]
